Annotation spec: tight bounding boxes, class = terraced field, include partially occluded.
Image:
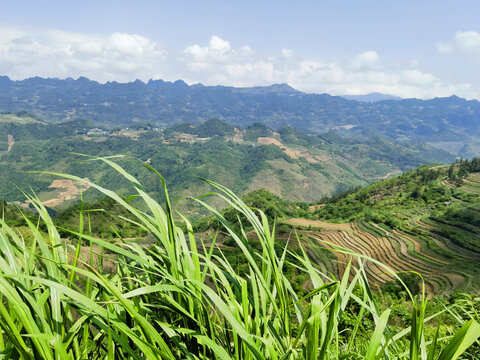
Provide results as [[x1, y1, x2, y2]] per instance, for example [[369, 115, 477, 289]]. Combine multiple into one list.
[[280, 163, 480, 295], [282, 219, 480, 296], [459, 172, 480, 195]]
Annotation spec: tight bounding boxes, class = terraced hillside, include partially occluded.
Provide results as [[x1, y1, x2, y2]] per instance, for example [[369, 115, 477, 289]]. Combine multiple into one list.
[[281, 219, 476, 295], [282, 160, 480, 295]]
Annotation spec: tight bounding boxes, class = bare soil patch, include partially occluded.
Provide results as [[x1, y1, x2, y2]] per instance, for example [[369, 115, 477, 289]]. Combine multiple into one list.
[[309, 204, 325, 211], [7, 134, 14, 152], [257, 137, 283, 146], [283, 218, 351, 231], [257, 137, 319, 163], [41, 179, 91, 207], [378, 170, 401, 180]]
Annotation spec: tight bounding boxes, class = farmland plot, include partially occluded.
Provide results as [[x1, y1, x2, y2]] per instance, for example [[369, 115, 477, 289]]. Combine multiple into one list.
[[284, 219, 476, 295]]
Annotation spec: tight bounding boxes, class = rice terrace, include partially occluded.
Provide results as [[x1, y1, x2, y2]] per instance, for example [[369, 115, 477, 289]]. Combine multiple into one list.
[[283, 219, 472, 295]]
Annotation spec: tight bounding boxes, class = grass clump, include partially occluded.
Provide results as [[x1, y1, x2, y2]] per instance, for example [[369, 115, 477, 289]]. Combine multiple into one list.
[[0, 155, 478, 359]]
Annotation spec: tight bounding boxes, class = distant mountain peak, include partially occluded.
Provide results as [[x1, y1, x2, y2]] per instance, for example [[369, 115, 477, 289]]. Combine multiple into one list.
[[173, 79, 189, 88], [269, 83, 298, 91], [340, 92, 402, 102], [231, 83, 302, 95]]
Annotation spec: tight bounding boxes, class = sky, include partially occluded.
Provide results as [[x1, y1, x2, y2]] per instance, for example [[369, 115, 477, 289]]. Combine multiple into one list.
[[1, 1, 480, 99]]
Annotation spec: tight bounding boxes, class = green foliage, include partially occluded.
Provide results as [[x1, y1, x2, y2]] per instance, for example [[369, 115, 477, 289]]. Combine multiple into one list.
[[55, 196, 148, 238], [0, 200, 37, 227], [310, 164, 449, 224], [244, 122, 274, 141], [193, 187, 294, 232], [163, 121, 194, 136], [164, 118, 235, 138], [0, 159, 478, 359], [194, 118, 235, 137], [383, 273, 421, 298]]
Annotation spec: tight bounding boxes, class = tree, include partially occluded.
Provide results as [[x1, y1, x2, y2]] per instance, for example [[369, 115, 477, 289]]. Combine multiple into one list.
[[398, 273, 420, 297]]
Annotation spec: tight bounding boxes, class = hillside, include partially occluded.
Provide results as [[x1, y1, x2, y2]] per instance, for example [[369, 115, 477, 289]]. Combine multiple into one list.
[[191, 159, 480, 295], [273, 159, 480, 294], [1, 76, 480, 156], [4, 155, 479, 297], [0, 117, 453, 214], [6, 153, 480, 296]]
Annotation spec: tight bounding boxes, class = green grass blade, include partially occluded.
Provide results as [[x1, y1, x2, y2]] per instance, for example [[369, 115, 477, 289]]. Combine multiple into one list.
[[437, 319, 480, 360]]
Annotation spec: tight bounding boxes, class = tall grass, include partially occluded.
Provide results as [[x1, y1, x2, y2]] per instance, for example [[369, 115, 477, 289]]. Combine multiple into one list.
[[0, 155, 478, 359]]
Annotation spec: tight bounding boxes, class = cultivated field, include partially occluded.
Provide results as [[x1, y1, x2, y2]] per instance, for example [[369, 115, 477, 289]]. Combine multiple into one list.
[[282, 219, 479, 295], [0, 113, 42, 123]]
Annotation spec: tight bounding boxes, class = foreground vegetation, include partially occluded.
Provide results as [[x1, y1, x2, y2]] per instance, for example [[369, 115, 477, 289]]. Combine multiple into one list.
[[0, 156, 479, 359]]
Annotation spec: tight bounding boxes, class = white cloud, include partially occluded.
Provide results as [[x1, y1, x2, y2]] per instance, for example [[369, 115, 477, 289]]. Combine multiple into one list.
[[209, 35, 230, 52], [8, 35, 41, 54], [239, 45, 253, 56], [0, 26, 477, 99], [183, 35, 241, 70], [436, 30, 480, 55], [181, 35, 277, 84], [178, 38, 476, 99], [281, 48, 294, 58], [283, 55, 465, 99], [72, 40, 103, 56], [0, 26, 166, 82], [348, 51, 379, 70], [109, 33, 149, 56]]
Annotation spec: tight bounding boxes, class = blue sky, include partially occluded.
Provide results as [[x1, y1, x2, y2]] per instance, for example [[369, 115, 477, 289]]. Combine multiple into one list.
[[1, 1, 479, 99]]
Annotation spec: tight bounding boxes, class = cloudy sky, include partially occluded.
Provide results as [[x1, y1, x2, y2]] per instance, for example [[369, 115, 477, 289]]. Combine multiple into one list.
[[1, 1, 480, 99]]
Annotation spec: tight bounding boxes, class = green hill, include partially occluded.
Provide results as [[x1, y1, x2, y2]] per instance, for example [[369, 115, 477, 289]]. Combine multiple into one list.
[[275, 159, 480, 294], [0, 117, 453, 216], [308, 159, 480, 249]]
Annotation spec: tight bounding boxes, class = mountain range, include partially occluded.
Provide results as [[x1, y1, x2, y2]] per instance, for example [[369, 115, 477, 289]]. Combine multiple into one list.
[[1, 76, 480, 157]]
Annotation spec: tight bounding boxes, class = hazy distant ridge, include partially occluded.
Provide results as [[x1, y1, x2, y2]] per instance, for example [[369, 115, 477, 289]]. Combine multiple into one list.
[[340, 92, 402, 102]]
